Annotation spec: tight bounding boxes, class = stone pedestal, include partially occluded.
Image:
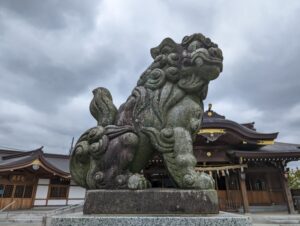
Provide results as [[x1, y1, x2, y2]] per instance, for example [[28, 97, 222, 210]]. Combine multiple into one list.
[[84, 189, 218, 214], [51, 212, 252, 226], [51, 189, 252, 225]]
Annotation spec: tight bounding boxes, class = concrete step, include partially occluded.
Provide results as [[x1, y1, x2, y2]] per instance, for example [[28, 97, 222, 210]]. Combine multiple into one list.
[[251, 214, 300, 225], [0, 223, 42, 226], [254, 224, 300, 226], [248, 205, 288, 213], [0, 218, 43, 223]]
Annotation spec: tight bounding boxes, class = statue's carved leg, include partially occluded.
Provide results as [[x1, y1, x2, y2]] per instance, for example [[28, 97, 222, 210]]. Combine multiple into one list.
[[102, 132, 151, 189], [142, 126, 214, 189], [71, 125, 152, 189], [164, 127, 214, 189], [70, 126, 109, 189]]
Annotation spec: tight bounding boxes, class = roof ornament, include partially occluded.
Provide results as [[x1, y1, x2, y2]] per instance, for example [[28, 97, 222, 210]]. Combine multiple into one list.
[[208, 103, 212, 111], [208, 103, 213, 117]]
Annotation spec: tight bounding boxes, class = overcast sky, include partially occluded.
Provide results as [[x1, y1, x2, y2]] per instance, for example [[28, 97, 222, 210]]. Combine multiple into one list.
[[0, 1, 299, 162]]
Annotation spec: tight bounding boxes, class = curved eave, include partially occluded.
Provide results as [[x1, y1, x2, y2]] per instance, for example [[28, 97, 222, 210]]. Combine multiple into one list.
[[228, 142, 300, 161], [39, 155, 70, 178], [201, 118, 278, 140], [0, 155, 70, 179], [231, 151, 300, 159]]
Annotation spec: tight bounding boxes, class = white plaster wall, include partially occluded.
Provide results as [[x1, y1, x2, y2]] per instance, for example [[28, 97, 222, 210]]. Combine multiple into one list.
[[34, 199, 46, 206], [47, 199, 67, 205], [67, 199, 84, 205], [38, 178, 50, 185], [68, 186, 86, 199], [35, 185, 48, 199]]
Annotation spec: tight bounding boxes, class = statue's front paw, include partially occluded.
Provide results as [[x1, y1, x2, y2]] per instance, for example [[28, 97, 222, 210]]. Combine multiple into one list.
[[183, 172, 215, 190], [127, 174, 151, 190], [197, 172, 215, 189]]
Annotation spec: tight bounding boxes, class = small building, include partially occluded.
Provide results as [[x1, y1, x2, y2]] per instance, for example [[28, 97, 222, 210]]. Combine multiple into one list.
[[144, 108, 300, 214], [0, 148, 85, 210]]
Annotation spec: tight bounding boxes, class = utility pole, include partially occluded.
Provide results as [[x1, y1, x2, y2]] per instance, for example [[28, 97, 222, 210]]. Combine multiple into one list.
[[69, 137, 74, 155]]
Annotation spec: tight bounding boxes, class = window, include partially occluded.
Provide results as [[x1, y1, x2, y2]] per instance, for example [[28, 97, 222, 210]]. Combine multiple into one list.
[[254, 179, 266, 191], [14, 185, 25, 198], [49, 186, 68, 198], [23, 185, 33, 198], [3, 185, 13, 198], [0, 184, 4, 197], [246, 174, 267, 191], [50, 178, 70, 185], [0, 184, 33, 199], [48, 177, 70, 199]]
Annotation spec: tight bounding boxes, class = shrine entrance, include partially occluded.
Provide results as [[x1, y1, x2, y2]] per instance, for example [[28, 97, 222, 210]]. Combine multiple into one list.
[[215, 173, 243, 212], [0, 174, 36, 210], [246, 169, 285, 206]]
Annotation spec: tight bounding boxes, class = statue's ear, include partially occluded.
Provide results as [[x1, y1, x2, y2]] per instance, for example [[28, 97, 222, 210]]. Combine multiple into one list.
[[150, 38, 177, 59], [181, 35, 191, 46]]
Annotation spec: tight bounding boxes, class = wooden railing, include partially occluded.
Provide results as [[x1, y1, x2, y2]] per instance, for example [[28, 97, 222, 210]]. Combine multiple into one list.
[[218, 189, 286, 212], [0, 200, 16, 212], [0, 200, 16, 220], [218, 190, 242, 212]]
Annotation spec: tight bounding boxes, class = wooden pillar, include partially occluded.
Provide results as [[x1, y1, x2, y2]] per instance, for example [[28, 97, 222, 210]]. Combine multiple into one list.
[[280, 169, 296, 214], [224, 174, 231, 210], [239, 172, 250, 213], [225, 175, 230, 200]]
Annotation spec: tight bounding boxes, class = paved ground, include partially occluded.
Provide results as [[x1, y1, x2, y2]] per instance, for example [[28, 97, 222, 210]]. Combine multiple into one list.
[[0, 205, 82, 226], [249, 211, 300, 225], [0, 209, 299, 225]]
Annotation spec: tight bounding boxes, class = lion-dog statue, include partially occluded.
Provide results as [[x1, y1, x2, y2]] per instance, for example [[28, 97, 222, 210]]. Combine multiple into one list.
[[70, 33, 223, 190]]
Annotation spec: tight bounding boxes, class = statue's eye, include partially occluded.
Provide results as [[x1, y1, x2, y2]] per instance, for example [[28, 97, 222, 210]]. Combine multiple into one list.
[[188, 41, 203, 52], [161, 46, 172, 54]]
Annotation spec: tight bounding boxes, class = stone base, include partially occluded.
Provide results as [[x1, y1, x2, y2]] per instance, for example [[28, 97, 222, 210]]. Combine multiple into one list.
[[51, 212, 252, 226], [84, 189, 218, 214]]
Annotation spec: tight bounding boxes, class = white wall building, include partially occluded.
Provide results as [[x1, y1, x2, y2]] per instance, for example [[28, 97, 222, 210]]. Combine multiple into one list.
[[0, 147, 85, 210]]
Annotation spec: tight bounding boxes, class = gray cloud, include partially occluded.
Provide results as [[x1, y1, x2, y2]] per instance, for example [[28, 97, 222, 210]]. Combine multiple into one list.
[[0, 0, 98, 30], [0, 0, 299, 164]]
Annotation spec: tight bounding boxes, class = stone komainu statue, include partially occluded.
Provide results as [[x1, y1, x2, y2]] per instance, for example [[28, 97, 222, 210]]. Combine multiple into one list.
[[70, 33, 223, 190]]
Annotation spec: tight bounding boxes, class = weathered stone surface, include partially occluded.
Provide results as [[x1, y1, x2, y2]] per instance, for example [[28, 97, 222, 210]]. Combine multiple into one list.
[[83, 189, 218, 214], [70, 33, 223, 190], [51, 212, 252, 226]]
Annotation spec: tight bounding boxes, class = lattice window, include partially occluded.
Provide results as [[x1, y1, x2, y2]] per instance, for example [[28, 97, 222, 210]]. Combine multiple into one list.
[[3, 185, 13, 198], [50, 178, 70, 185], [49, 185, 68, 199], [23, 185, 33, 198], [14, 185, 25, 198], [48, 177, 69, 199], [0, 184, 4, 197], [254, 179, 266, 191]]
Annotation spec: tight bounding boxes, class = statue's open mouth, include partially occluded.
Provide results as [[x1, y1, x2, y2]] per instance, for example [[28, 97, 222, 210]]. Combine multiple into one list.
[[191, 48, 223, 72]]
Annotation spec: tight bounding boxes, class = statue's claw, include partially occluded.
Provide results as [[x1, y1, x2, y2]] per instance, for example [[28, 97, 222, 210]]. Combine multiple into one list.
[[127, 174, 152, 190]]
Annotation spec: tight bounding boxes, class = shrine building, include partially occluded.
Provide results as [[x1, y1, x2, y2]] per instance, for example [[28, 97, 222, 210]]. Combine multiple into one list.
[[144, 107, 300, 214], [0, 148, 85, 210]]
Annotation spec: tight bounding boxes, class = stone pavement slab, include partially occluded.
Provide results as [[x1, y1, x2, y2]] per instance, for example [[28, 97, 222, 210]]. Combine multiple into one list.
[[51, 212, 252, 226]]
